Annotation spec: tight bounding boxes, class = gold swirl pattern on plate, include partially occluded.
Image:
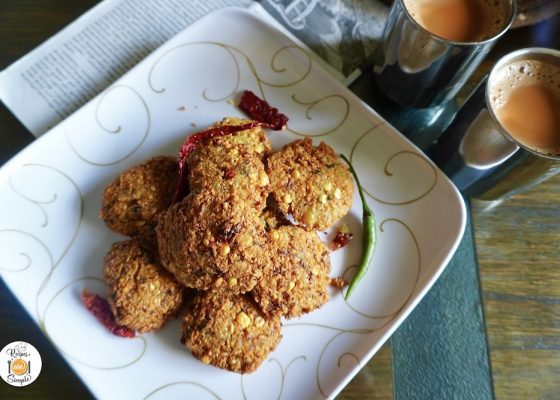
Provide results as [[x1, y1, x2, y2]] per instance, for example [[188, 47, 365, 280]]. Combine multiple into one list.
[[42, 277, 147, 370], [202, 45, 240, 102], [338, 352, 360, 368], [282, 324, 387, 399], [143, 381, 222, 400], [350, 125, 438, 205], [288, 94, 349, 138], [147, 41, 347, 138], [342, 218, 421, 319], [0, 230, 48, 273], [148, 42, 311, 98], [66, 85, 151, 166], [241, 356, 307, 400], [4, 164, 83, 324], [8, 178, 57, 228], [316, 331, 361, 398], [265, 45, 312, 87], [148, 41, 240, 98]]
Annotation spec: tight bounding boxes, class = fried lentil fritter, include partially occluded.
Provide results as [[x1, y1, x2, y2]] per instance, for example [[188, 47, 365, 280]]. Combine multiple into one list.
[[252, 225, 330, 318], [181, 290, 281, 373], [100, 156, 178, 237], [266, 138, 353, 231], [187, 143, 269, 210], [187, 117, 271, 210], [212, 117, 272, 157], [157, 193, 270, 294], [103, 237, 186, 333]]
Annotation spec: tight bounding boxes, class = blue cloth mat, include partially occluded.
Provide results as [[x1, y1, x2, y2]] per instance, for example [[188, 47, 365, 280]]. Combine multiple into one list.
[[391, 201, 493, 400]]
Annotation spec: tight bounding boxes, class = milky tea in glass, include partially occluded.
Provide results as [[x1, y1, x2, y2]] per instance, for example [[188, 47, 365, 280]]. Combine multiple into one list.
[[373, 0, 515, 108], [434, 48, 560, 201], [405, 0, 508, 42]]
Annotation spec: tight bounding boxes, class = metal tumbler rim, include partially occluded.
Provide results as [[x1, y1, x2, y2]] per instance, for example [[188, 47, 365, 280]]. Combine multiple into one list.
[[485, 47, 560, 161], [397, 0, 517, 46]]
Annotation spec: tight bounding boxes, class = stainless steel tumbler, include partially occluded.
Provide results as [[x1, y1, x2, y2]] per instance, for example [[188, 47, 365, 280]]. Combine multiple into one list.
[[433, 48, 560, 202], [373, 0, 516, 108]]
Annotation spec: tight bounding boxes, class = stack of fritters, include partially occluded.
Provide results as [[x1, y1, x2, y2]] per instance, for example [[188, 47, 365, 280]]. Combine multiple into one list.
[[158, 118, 272, 295], [99, 117, 354, 373], [100, 156, 187, 333]]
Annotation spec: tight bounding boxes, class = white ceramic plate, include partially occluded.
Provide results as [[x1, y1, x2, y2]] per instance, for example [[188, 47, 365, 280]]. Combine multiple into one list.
[[0, 7, 465, 400]]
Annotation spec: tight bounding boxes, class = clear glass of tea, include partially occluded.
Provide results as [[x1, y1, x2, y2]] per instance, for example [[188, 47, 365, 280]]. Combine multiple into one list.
[[433, 47, 560, 202]]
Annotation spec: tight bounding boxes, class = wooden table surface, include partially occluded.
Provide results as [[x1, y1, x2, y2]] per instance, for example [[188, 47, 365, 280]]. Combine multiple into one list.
[[0, 1, 559, 399]]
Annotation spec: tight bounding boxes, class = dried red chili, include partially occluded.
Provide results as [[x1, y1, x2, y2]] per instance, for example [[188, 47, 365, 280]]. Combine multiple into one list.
[[331, 223, 353, 250], [81, 289, 135, 338], [239, 90, 288, 130], [173, 90, 289, 203]]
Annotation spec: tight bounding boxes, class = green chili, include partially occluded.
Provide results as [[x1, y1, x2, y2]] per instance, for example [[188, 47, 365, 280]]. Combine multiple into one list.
[[340, 154, 376, 300]]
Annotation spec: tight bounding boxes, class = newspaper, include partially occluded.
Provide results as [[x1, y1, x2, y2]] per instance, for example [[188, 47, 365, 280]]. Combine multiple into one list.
[[260, 0, 388, 77], [0, 0, 253, 136], [0, 0, 387, 137]]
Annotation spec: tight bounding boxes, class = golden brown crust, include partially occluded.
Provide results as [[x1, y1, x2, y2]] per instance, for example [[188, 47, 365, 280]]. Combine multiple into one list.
[[187, 117, 271, 211], [156, 193, 271, 294], [187, 144, 269, 211], [266, 138, 354, 231], [214, 117, 272, 156], [181, 290, 281, 373], [103, 237, 186, 333], [100, 156, 178, 237], [252, 225, 331, 318]]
